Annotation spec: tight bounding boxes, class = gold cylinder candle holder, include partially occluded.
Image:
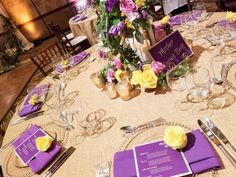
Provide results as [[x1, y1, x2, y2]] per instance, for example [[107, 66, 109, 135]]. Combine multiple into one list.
[[104, 82, 118, 99], [90, 72, 105, 89], [115, 78, 133, 101]]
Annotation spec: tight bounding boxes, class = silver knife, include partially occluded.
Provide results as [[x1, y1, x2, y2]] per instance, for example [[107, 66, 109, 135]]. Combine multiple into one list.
[[205, 118, 236, 156], [43, 146, 76, 177], [198, 119, 236, 169], [11, 111, 45, 126]]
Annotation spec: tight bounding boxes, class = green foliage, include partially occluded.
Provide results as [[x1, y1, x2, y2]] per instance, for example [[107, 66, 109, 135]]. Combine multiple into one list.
[[169, 60, 192, 77], [0, 14, 23, 66], [96, 0, 162, 68], [157, 72, 167, 87], [134, 30, 144, 44]]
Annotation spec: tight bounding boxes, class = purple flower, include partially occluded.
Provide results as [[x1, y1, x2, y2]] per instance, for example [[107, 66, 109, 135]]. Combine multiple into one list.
[[99, 50, 105, 58], [154, 25, 166, 41], [138, 62, 144, 70], [108, 21, 125, 36], [113, 58, 123, 69], [151, 61, 166, 74], [141, 10, 148, 18], [105, 0, 117, 13], [106, 69, 115, 83], [120, 0, 138, 14]]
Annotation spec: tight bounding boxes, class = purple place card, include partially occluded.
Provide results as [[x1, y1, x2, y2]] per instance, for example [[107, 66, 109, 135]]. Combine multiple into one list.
[[133, 140, 192, 177], [148, 31, 193, 72], [14, 129, 49, 165]]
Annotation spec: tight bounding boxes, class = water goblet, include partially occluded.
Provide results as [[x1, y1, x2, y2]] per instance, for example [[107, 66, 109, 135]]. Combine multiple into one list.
[[166, 66, 193, 111], [185, 66, 214, 117]]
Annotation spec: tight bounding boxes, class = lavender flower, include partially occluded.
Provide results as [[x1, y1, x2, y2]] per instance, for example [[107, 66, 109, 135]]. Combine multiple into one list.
[[105, 0, 117, 13], [99, 50, 105, 58], [106, 69, 115, 83], [108, 21, 125, 36], [141, 10, 148, 18]]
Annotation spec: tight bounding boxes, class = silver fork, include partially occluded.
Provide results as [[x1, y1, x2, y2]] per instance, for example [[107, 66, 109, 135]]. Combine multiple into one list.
[[0, 124, 31, 151], [96, 162, 110, 177]]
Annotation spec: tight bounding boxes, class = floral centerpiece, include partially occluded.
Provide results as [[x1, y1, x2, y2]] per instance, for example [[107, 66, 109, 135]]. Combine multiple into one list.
[[96, 0, 162, 67], [91, 0, 191, 99]]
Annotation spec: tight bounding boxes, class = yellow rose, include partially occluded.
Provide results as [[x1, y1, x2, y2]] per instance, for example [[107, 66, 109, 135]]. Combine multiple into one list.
[[142, 64, 151, 71], [160, 15, 170, 25], [136, 0, 146, 7], [125, 19, 135, 29], [139, 69, 157, 89], [164, 126, 188, 150], [29, 95, 39, 105], [131, 70, 142, 85], [226, 11, 236, 22], [61, 60, 69, 68], [36, 135, 53, 152], [115, 69, 123, 82]]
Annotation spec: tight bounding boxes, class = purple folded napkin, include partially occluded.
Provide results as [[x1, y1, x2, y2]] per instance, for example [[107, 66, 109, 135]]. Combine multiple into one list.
[[218, 20, 236, 30], [170, 11, 203, 26], [12, 125, 61, 174], [54, 64, 65, 74], [72, 15, 87, 22], [113, 129, 221, 177], [18, 84, 49, 117], [183, 129, 221, 173], [70, 51, 89, 66]]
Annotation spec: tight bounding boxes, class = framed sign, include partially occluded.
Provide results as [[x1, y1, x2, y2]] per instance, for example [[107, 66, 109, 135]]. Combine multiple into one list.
[[148, 30, 193, 72]]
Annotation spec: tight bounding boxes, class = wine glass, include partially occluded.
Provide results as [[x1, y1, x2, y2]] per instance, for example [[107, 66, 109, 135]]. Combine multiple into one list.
[[185, 66, 214, 117], [166, 65, 194, 111]]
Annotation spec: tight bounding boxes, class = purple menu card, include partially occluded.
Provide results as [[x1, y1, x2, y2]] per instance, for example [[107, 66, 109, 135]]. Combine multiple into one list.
[[148, 31, 193, 72], [14, 128, 50, 165], [133, 140, 192, 177]]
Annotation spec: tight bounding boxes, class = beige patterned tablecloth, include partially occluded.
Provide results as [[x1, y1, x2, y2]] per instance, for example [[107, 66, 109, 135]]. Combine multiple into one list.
[[69, 14, 98, 46], [1, 12, 236, 177]]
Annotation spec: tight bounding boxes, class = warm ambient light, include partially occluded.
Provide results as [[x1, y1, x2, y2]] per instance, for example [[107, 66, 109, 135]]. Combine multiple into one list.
[[23, 23, 41, 39], [1, 0, 40, 39]]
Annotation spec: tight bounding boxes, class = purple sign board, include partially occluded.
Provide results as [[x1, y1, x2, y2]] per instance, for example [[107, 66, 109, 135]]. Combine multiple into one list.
[[148, 30, 193, 72], [133, 140, 192, 177]]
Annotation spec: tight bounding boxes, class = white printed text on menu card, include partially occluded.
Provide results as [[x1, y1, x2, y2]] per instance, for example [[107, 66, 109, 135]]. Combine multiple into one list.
[[133, 140, 192, 177]]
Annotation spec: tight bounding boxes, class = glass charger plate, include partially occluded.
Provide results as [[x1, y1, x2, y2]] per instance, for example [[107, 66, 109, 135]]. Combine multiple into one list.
[[111, 118, 217, 177], [227, 62, 236, 91], [3, 122, 69, 177]]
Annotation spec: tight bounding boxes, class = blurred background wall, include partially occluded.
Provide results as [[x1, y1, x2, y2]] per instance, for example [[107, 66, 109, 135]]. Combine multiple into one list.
[[0, 0, 86, 43]]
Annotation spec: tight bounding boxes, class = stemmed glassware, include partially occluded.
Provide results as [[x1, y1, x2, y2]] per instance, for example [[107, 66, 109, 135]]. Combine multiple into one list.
[[168, 66, 216, 117], [185, 66, 214, 117], [166, 65, 194, 111]]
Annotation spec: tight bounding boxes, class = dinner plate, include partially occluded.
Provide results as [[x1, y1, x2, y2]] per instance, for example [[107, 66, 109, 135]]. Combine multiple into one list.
[[113, 118, 215, 177], [16, 86, 53, 114], [3, 122, 69, 177]]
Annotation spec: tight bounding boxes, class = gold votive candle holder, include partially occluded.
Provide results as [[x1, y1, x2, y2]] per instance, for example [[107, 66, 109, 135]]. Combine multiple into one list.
[[90, 72, 105, 89], [104, 82, 118, 99], [115, 78, 133, 101]]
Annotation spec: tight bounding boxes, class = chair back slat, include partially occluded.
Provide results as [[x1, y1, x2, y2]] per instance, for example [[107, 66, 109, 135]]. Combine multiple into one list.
[[48, 22, 74, 53], [48, 22, 90, 55], [30, 41, 63, 76]]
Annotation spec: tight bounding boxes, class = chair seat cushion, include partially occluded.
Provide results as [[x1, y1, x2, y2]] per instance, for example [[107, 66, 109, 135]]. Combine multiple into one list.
[[62, 33, 74, 41], [66, 36, 87, 46]]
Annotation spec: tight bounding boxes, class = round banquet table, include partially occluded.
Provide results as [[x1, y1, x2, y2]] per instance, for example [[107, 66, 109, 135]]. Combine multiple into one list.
[[2, 12, 236, 177], [69, 14, 98, 46]]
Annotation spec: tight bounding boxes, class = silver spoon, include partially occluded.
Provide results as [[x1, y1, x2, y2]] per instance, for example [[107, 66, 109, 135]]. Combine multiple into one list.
[[120, 124, 146, 133], [60, 82, 66, 97]]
